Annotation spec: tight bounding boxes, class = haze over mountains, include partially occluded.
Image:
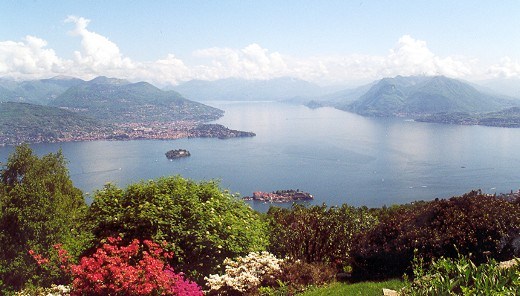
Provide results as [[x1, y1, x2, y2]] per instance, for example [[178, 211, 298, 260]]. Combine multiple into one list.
[[0, 76, 83, 105], [2, 74, 520, 145], [172, 77, 328, 101]]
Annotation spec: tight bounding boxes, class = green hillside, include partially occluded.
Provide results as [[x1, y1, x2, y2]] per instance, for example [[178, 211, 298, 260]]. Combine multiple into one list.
[[344, 76, 517, 117], [50, 77, 223, 123], [0, 102, 113, 145]]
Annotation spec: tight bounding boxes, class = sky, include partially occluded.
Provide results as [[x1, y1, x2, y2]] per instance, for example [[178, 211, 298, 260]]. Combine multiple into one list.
[[1, 0, 520, 86]]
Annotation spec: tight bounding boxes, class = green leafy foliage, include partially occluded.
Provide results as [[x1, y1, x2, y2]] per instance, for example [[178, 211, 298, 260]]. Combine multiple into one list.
[[267, 204, 377, 266], [0, 145, 87, 294], [350, 191, 520, 280], [402, 255, 520, 295], [86, 176, 269, 283]]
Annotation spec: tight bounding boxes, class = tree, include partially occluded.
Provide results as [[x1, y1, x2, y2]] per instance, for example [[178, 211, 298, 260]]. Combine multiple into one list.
[[86, 176, 269, 284], [0, 144, 87, 294]]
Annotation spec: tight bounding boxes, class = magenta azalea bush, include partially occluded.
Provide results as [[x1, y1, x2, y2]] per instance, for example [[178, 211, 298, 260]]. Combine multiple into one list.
[[31, 237, 202, 296]]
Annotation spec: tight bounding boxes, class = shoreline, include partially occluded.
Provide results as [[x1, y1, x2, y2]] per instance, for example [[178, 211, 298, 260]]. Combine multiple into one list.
[[0, 123, 255, 146]]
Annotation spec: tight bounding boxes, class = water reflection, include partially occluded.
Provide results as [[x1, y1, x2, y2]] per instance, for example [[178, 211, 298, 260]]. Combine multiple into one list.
[[1, 101, 519, 209]]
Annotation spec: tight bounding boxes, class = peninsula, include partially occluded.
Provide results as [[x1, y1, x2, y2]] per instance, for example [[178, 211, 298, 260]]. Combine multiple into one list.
[[189, 124, 256, 139], [243, 189, 314, 203]]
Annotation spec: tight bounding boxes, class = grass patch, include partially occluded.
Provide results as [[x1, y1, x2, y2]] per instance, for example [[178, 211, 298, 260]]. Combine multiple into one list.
[[299, 279, 405, 296]]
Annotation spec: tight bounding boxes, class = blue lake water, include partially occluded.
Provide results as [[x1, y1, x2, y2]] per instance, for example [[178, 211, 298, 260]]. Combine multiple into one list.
[[1, 101, 519, 211]]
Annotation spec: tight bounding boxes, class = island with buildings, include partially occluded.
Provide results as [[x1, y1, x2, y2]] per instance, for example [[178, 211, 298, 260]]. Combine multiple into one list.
[[243, 189, 314, 203], [165, 149, 191, 159]]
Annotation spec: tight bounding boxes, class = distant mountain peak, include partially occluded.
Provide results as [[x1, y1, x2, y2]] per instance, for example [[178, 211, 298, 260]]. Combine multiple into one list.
[[89, 76, 129, 85], [47, 75, 78, 80], [343, 75, 517, 117]]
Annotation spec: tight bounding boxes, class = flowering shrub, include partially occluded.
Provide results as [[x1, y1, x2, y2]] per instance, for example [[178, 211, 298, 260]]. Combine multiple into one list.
[[14, 284, 70, 296], [87, 177, 268, 283], [206, 251, 284, 295], [0, 145, 87, 294], [31, 237, 202, 296]]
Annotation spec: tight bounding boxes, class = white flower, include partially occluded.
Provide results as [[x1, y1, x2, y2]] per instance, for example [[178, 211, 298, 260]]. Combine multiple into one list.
[[205, 251, 284, 293]]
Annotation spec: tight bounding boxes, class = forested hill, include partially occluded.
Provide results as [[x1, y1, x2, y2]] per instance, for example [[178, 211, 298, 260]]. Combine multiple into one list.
[[49, 77, 223, 123], [340, 76, 518, 117], [0, 102, 113, 145]]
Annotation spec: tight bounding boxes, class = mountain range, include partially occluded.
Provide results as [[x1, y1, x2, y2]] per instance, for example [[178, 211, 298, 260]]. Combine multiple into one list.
[[173, 77, 328, 101], [0, 76, 224, 145], [0, 76, 83, 105], [0, 76, 223, 124], [171, 75, 520, 119], [2, 74, 520, 145], [49, 76, 223, 123]]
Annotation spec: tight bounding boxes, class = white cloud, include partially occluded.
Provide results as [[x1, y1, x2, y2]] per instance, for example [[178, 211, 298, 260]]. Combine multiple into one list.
[[487, 57, 520, 78], [0, 16, 513, 86], [65, 16, 133, 72], [381, 35, 472, 78], [0, 35, 65, 78], [192, 43, 289, 80], [187, 36, 475, 85]]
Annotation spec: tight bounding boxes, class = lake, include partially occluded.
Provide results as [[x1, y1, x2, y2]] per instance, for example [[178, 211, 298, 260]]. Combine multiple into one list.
[[1, 101, 519, 211]]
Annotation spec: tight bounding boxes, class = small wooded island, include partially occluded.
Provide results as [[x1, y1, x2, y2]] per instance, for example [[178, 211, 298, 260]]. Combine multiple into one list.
[[165, 149, 190, 159], [243, 189, 313, 203]]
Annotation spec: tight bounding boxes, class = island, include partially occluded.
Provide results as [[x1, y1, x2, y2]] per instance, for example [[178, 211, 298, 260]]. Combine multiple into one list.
[[165, 149, 191, 159], [243, 189, 313, 203]]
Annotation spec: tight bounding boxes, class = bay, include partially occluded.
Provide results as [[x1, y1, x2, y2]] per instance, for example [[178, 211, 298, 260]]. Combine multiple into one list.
[[1, 101, 519, 211]]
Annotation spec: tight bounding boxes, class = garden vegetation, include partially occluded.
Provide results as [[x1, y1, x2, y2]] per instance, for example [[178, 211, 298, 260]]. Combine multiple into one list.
[[0, 145, 519, 295]]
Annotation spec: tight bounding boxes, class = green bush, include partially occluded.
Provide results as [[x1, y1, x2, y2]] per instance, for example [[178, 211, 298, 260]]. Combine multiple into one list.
[[86, 176, 269, 283], [267, 204, 377, 267], [351, 190, 520, 280], [0, 145, 87, 294], [402, 255, 520, 295]]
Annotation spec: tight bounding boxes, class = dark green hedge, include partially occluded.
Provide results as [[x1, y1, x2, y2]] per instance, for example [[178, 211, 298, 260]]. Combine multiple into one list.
[[350, 190, 520, 280]]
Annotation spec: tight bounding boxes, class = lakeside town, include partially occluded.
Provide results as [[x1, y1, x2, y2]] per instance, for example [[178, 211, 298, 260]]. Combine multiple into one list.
[[0, 122, 255, 146]]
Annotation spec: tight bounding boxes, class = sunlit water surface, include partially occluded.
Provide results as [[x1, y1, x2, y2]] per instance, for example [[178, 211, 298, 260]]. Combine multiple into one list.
[[1, 101, 519, 211]]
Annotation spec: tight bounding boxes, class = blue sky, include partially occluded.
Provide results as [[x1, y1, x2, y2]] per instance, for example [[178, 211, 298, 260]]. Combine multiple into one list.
[[1, 0, 519, 86]]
